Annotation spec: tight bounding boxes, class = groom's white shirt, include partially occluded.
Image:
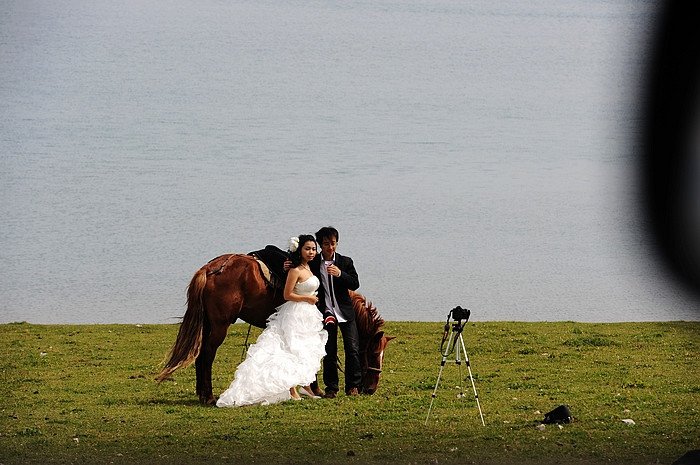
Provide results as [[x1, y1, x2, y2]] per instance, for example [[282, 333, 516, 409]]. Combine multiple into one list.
[[320, 253, 346, 323]]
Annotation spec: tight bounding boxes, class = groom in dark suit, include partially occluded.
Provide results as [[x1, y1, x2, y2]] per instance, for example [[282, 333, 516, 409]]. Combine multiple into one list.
[[311, 226, 362, 398]]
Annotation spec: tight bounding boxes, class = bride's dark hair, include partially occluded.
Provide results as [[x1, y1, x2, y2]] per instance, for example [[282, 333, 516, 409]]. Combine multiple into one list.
[[288, 234, 316, 267]]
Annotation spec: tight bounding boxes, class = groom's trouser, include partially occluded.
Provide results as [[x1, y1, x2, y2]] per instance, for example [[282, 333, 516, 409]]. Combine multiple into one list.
[[323, 320, 362, 393]]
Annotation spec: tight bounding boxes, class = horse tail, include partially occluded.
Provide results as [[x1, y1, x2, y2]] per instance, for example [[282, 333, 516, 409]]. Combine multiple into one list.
[[155, 268, 207, 383]]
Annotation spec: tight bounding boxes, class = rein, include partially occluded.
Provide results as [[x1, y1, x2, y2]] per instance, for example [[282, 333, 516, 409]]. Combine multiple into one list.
[[207, 254, 235, 276]]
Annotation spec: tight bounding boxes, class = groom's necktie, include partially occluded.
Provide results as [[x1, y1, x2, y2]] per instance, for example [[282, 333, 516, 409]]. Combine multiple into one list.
[[328, 263, 337, 309], [330, 276, 337, 309]]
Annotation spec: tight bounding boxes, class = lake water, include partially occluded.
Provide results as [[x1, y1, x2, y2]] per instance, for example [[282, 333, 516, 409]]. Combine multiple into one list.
[[1, 0, 698, 324]]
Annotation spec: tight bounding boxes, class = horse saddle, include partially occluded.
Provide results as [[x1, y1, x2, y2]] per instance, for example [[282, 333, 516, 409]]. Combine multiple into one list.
[[248, 245, 289, 290]]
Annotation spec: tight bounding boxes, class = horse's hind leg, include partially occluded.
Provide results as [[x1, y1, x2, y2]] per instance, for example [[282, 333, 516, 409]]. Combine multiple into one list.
[[195, 318, 229, 405]]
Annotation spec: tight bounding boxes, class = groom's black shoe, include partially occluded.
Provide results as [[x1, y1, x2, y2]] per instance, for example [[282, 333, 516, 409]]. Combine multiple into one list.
[[323, 390, 338, 399]]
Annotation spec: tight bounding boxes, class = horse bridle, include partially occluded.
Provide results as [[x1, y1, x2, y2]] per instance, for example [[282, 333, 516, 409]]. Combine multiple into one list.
[[360, 338, 383, 376]]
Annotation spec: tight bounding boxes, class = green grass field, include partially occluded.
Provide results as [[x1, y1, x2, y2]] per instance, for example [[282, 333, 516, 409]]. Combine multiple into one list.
[[1, 321, 698, 464]]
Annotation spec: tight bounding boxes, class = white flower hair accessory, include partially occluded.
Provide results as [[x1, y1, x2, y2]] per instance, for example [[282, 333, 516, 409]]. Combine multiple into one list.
[[288, 236, 299, 253]]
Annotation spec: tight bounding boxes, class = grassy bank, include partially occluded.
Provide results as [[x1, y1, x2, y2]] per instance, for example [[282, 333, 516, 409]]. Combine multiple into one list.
[[0, 321, 698, 464]]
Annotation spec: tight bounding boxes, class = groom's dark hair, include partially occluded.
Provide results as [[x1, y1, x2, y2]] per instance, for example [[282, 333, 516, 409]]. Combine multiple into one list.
[[316, 226, 339, 243]]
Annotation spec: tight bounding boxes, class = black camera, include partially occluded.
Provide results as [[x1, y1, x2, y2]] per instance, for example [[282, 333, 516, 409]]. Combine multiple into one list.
[[449, 306, 471, 322]]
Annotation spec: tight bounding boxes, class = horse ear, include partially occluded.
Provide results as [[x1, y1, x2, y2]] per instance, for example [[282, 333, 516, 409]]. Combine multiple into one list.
[[373, 332, 396, 342]]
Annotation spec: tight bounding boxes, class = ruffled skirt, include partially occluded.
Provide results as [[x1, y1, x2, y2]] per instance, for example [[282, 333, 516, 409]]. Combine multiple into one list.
[[216, 300, 327, 407]]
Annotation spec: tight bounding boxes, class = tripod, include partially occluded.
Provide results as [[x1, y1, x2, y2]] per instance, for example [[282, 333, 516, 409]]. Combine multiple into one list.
[[425, 318, 485, 425]]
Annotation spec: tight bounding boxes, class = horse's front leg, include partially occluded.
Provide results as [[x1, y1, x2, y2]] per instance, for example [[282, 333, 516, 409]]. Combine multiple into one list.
[[195, 322, 229, 406]]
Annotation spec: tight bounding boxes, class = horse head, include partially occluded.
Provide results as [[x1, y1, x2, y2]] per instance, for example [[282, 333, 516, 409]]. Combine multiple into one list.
[[350, 290, 395, 395], [360, 330, 395, 394]]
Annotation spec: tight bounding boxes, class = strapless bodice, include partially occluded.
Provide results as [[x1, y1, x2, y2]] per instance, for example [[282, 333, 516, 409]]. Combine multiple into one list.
[[294, 275, 319, 296]]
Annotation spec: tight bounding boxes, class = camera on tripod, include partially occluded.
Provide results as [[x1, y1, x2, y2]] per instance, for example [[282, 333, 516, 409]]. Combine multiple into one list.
[[448, 305, 471, 322], [427, 305, 484, 426]]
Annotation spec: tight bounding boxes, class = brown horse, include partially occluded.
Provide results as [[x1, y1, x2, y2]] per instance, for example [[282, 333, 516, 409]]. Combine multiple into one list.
[[156, 253, 393, 404], [349, 289, 395, 394]]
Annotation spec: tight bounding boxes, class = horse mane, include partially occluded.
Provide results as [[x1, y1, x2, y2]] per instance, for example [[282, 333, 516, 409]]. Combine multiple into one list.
[[350, 290, 384, 336]]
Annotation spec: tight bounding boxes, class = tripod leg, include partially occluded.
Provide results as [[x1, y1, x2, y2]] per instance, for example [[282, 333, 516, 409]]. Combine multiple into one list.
[[455, 335, 465, 400], [425, 330, 455, 424], [458, 334, 485, 426]]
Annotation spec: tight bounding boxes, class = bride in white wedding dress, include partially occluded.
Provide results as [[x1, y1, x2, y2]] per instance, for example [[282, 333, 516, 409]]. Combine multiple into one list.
[[216, 235, 328, 407]]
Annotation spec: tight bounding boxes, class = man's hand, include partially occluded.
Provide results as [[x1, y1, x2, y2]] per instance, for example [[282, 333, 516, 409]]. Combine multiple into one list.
[[326, 265, 340, 277]]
